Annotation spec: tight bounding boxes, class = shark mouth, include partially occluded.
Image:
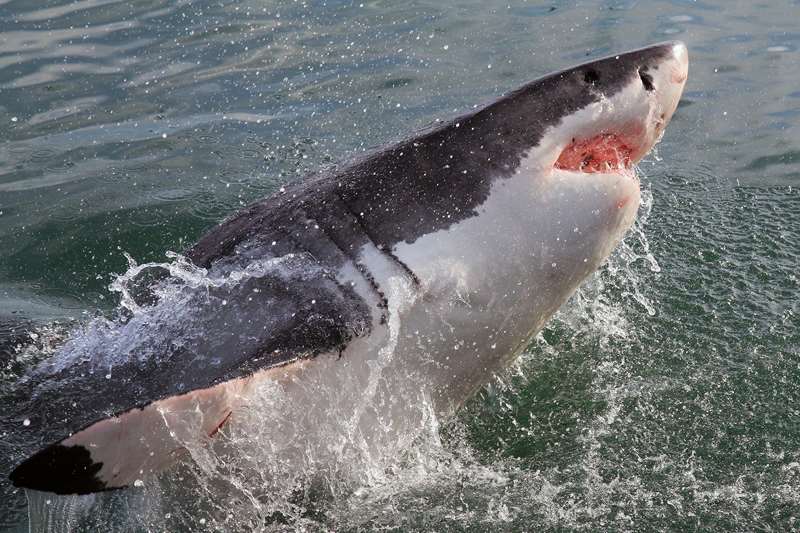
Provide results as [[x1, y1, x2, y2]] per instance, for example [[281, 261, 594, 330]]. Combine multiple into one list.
[[555, 133, 634, 173], [553, 127, 649, 174]]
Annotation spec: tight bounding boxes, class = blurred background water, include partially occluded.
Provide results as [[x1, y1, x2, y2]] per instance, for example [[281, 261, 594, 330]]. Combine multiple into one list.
[[1, 0, 799, 530]]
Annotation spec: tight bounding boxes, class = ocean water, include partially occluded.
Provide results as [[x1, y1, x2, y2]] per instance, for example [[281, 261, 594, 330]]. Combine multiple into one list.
[[1, 0, 799, 531]]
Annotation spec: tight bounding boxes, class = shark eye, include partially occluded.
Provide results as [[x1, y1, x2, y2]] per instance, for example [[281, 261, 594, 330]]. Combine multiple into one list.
[[583, 69, 600, 85]]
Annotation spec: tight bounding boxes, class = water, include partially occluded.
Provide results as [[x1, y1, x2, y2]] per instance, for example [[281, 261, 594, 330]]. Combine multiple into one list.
[[1, 0, 799, 530]]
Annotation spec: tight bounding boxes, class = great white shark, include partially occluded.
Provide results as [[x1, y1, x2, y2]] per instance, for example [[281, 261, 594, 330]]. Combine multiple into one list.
[[7, 42, 688, 495]]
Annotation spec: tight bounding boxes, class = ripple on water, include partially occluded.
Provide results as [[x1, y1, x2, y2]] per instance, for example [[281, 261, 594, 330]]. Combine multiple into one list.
[[27, 96, 107, 126]]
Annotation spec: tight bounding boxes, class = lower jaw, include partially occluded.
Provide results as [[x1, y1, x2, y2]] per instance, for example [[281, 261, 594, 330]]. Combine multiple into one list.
[[549, 159, 642, 211]]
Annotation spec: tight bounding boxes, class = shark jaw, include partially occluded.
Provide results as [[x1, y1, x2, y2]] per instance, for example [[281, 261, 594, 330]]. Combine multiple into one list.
[[552, 42, 687, 177]]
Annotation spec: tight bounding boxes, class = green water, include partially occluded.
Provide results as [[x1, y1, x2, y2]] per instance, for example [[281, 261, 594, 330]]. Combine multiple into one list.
[[1, 0, 799, 530]]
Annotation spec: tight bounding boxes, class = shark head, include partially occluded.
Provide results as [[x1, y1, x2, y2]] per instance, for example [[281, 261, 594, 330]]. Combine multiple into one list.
[[392, 43, 688, 400], [521, 41, 688, 279], [529, 41, 688, 285]]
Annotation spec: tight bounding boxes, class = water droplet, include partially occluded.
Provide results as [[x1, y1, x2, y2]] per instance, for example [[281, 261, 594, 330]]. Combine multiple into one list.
[[22, 419, 30, 426], [133, 479, 144, 487], [10, 117, 18, 123]]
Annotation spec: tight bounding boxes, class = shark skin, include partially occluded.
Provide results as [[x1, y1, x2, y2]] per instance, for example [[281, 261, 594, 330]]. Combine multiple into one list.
[[8, 42, 688, 495]]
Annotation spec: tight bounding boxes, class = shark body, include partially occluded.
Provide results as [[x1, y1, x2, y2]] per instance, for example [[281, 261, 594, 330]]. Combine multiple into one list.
[[8, 42, 688, 495]]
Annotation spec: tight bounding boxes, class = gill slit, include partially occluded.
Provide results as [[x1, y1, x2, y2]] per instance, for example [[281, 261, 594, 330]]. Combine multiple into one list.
[[334, 191, 421, 287]]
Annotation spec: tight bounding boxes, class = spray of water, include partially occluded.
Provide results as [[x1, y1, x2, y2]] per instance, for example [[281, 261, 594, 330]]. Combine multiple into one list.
[[318, 179, 665, 532]]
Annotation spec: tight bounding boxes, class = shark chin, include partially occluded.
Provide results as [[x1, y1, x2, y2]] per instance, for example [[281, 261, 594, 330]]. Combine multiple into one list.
[[8, 42, 688, 495]]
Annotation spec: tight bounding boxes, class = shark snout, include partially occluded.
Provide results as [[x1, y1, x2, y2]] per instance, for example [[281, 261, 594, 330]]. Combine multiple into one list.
[[669, 41, 689, 82], [612, 41, 689, 165], [647, 41, 688, 140]]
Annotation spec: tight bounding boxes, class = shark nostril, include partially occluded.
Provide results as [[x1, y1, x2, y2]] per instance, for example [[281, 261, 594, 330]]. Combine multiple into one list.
[[584, 69, 600, 85], [639, 67, 655, 91]]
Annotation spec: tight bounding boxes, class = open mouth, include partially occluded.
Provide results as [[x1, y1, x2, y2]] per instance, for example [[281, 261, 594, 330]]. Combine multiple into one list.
[[554, 132, 638, 174]]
